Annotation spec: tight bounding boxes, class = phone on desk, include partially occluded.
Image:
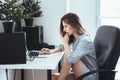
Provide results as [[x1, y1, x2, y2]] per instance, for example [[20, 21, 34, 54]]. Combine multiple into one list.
[[28, 51, 39, 57], [28, 50, 48, 57], [26, 50, 48, 61]]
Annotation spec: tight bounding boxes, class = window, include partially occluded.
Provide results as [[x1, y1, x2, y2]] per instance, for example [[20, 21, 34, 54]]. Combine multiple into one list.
[[99, 0, 120, 28]]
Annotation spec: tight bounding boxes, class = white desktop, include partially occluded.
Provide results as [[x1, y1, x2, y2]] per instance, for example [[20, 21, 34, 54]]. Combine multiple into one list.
[[0, 52, 64, 80]]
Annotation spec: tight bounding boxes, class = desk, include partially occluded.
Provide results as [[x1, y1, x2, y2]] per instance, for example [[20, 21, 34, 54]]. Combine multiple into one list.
[[0, 52, 64, 80]]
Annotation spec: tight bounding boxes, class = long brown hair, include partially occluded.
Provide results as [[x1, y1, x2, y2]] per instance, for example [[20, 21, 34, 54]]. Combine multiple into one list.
[[60, 13, 86, 44]]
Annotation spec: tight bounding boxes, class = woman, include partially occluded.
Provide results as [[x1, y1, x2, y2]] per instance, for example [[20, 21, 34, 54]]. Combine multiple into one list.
[[41, 13, 98, 80]]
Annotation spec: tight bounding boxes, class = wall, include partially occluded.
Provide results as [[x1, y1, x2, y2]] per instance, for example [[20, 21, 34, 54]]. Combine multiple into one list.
[[33, 0, 66, 46], [0, 0, 97, 80], [68, 0, 98, 39]]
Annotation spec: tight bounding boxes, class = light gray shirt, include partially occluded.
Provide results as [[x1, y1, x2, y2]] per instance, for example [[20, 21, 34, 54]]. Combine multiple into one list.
[[60, 33, 98, 71]]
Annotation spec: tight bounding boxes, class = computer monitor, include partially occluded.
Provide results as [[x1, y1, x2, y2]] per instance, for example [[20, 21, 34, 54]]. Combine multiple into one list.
[[0, 32, 26, 64], [22, 26, 43, 50]]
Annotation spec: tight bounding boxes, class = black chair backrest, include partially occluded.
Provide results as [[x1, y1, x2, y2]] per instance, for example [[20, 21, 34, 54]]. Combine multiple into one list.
[[94, 25, 120, 70]]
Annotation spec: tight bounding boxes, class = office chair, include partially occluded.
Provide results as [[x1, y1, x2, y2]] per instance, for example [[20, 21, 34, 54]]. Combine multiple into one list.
[[76, 25, 120, 80]]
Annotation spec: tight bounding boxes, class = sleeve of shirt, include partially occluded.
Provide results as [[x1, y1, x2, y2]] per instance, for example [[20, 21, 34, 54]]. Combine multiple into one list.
[[67, 37, 95, 64], [59, 44, 64, 51]]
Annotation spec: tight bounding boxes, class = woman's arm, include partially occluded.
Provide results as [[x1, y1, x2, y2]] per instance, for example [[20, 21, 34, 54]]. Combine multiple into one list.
[[58, 44, 71, 80], [41, 45, 63, 54], [58, 33, 71, 80], [52, 45, 63, 53]]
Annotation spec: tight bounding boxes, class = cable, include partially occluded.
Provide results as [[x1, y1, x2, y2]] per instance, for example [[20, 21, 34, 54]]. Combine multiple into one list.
[[26, 51, 36, 61], [26, 56, 35, 61]]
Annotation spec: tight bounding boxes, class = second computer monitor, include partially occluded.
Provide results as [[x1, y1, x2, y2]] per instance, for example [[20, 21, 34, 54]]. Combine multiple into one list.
[[22, 26, 43, 50]]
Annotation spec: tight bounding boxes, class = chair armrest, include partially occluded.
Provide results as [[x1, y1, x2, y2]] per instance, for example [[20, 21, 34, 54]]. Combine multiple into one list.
[[75, 69, 117, 80]]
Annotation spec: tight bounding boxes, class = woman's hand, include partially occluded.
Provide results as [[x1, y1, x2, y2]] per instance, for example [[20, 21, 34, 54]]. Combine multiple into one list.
[[62, 33, 70, 55], [41, 48, 53, 54], [62, 32, 69, 45]]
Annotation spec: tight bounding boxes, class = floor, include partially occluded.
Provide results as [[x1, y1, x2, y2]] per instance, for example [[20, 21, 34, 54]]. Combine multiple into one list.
[[115, 57, 120, 80]]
